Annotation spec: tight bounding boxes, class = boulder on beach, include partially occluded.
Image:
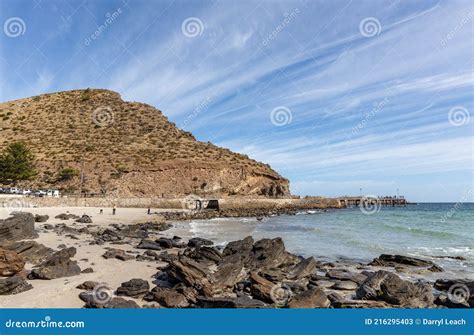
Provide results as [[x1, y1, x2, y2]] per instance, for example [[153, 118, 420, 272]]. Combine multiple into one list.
[[55, 213, 80, 220], [79, 290, 140, 308], [75, 215, 92, 224], [0, 275, 33, 295], [102, 248, 134, 261], [34, 214, 49, 223], [370, 254, 443, 272], [116, 278, 150, 297], [187, 237, 213, 248], [0, 212, 38, 243], [144, 286, 189, 307], [136, 239, 162, 251], [3, 241, 54, 265], [0, 247, 25, 276], [28, 247, 81, 280]]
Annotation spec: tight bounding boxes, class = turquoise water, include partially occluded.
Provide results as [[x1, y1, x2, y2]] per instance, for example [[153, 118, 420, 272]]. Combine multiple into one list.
[[170, 203, 474, 278]]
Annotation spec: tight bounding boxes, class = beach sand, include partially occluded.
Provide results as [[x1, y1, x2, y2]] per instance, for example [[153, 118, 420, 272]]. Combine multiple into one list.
[[0, 207, 171, 308]]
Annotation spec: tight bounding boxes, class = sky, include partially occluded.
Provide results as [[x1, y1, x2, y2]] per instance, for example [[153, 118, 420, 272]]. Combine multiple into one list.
[[0, 0, 473, 202]]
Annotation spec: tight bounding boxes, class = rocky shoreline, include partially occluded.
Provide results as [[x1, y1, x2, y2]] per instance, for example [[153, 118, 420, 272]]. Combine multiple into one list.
[[0, 211, 472, 308]]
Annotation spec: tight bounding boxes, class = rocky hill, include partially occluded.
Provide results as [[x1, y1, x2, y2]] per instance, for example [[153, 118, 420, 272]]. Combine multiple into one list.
[[0, 89, 290, 198]]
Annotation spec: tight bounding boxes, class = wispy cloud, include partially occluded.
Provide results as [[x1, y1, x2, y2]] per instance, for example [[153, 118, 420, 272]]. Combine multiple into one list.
[[0, 0, 472, 201]]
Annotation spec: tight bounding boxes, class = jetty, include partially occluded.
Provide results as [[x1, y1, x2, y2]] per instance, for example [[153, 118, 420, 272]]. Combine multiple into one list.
[[338, 196, 408, 207]]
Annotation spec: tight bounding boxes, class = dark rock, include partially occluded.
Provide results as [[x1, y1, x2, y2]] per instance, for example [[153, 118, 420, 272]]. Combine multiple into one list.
[[356, 270, 434, 307], [0, 212, 38, 243], [76, 281, 101, 290], [144, 287, 189, 307], [312, 280, 335, 289], [0, 275, 33, 295], [156, 251, 178, 263], [116, 278, 150, 297], [252, 237, 298, 270], [55, 213, 80, 220], [171, 236, 187, 248], [166, 256, 212, 294], [0, 247, 25, 276], [326, 269, 367, 284], [136, 239, 162, 251], [434, 294, 470, 308], [370, 254, 443, 272], [433, 279, 474, 308], [28, 247, 81, 280], [81, 267, 94, 273], [287, 256, 319, 280], [80, 290, 140, 308], [75, 215, 92, 223], [77, 227, 90, 234], [326, 291, 344, 303], [223, 236, 254, 259], [288, 288, 330, 308], [212, 253, 244, 291], [34, 214, 49, 223], [156, 238, 174, 249], [3, 241, 54, 265], [102, 248, 133, 261], [144, 250, 159, 258], [332, 280, 358, 290], [188, 237, 214, 248], [57, 244, 67, 249], [186, 246, 222, 264], [197, 295, 266, 308], [93, 229, 122, 244], [433, 279, 474, 292], [249, 271, 276, 303]]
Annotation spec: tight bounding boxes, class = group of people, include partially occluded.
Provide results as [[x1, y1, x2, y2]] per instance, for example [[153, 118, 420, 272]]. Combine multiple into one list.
[[98, 205, 152, 215]]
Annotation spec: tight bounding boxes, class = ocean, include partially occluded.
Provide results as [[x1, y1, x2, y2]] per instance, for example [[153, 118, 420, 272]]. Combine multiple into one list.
[[169, 203, 474, 279]]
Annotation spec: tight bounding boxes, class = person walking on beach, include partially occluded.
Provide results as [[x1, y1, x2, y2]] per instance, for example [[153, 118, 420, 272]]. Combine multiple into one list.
[[112, 204, 116, 215], [147, 207, 151, 215]]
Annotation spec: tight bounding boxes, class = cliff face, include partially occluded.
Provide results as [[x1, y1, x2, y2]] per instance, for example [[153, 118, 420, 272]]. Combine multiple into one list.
[[0, 89, 290, 198]]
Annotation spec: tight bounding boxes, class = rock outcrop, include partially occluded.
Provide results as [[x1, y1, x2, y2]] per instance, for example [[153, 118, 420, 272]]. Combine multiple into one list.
[[0, 212, 38, 243], [0, 276, 33, 295], [28, 247, 81, 280], [356, 270, 434, 307]]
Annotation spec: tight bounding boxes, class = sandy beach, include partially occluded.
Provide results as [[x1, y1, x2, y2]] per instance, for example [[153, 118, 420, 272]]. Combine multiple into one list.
[[0, 207, 170, 308]]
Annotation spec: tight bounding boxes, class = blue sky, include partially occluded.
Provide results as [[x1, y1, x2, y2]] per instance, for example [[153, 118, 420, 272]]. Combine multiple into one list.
[[1, 0, 473, 202]]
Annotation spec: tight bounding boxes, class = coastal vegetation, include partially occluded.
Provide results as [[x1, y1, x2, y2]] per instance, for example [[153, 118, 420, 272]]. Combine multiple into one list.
[[0, 141, 36, 184]]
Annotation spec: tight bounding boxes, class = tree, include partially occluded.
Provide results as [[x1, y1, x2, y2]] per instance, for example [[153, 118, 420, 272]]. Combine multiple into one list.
[[0, 142, 36, 184], [58, 167, 79, 181]]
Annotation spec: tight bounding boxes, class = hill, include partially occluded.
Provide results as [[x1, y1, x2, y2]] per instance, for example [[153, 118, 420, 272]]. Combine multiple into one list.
[[0, 89, 290, 198]]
